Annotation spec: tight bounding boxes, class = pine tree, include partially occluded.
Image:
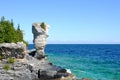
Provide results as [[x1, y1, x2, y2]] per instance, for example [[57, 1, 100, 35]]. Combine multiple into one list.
[[0, 16, 27, 44], [0, 24, 4, 43], [16, 24, 23, 42], [11, 19, 14, 26], [1, 16, 5, 22]]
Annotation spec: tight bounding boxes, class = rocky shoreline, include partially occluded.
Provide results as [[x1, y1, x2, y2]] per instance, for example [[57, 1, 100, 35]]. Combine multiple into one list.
[[0, 54, 76, 80], [0, 22, 76, 80]]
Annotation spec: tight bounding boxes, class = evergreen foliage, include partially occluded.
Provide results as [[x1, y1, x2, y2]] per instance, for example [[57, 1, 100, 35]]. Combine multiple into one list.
[[0, 16, 27, 45], [16, 24, 23, 42], [40, 22, 46, 31]]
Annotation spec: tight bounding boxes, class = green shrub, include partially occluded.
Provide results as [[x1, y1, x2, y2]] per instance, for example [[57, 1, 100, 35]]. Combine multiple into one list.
[[3, 65, 10, 70], [7, 57, 15, 63], [40, 22, 46, 31]]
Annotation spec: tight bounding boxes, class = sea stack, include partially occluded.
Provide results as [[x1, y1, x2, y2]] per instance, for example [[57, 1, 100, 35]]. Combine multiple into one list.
[[32, 22, 49, 59]]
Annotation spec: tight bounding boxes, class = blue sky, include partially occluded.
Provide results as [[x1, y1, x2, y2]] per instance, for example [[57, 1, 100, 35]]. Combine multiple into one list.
[[0, 0, 120, 44]]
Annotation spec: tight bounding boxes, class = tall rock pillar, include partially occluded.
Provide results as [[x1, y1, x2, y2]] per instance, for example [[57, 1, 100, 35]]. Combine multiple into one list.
[[32, 22, 49, 59]]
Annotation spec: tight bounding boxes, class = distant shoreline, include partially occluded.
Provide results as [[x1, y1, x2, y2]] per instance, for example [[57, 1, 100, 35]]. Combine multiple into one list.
[[29, 43, 120, 45]]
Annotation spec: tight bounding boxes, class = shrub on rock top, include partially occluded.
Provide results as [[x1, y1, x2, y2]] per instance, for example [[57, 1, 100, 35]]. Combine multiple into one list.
[[40, 22, 46, 31]]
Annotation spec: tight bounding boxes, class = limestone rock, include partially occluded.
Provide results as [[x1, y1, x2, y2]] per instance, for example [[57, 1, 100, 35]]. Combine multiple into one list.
[[81, 78, 90, 80], [27, 49, 36, 56], [0, 57, 76, 80], [0, 42, 27, 59], [0, 60, 31, 80], [0, 22, 76, 80], [32, 22, 49, 59], [24, 54, 75, 80]]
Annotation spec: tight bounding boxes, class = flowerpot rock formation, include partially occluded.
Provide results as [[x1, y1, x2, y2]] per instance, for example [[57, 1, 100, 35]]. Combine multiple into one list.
[[32, 22, 49, 59]]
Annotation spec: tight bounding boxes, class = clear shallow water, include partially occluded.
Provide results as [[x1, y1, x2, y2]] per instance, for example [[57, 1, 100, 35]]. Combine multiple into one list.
[[28, 44, 120, 80]]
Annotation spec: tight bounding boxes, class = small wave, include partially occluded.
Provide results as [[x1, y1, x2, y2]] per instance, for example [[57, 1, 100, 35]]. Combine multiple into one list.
[[66, 69, 71, 73], [73, 69, 86, 73], [79, 70, 86, 73]]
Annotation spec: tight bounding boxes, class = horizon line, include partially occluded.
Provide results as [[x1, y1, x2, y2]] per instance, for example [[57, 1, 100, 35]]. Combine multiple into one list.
[[28, 43, 120, 45]]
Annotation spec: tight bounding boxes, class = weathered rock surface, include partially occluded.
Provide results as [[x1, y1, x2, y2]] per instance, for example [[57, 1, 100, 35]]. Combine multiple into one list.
[[0, 60, 31, 80], [0, 42, 26, 59], [0, 54, 76, 80], [27, 49, 36, 56], [32, 22, 49, 59], [0, 22, 76, 80], [25, 54, 70, 79]]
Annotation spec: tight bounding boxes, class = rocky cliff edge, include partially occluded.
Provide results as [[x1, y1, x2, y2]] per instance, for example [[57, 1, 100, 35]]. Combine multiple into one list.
[[0, 22, 76, 80]]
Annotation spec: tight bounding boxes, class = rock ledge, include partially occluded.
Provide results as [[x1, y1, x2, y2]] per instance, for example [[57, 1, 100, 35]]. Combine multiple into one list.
[[0, 22, 76, 80]]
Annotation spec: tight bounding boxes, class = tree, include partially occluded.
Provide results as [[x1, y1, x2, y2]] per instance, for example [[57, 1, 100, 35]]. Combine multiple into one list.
[[0, 20, 16, 42], [0, 16, 27, 44], [0, 24, 4, 43], [16, 24, 23, 42], [1, 16, 5, 22], [11, 19, 14, 26]]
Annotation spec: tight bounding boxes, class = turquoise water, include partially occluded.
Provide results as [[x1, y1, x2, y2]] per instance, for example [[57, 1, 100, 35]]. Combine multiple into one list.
[[28, 44, 120, 80]]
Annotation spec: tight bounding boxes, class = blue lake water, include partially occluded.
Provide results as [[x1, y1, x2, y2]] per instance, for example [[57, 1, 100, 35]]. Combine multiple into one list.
[[28, 44, 120, 80]]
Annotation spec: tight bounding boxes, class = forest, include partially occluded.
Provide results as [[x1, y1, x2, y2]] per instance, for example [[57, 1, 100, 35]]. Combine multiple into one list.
[[0, 16, 27, 45]]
